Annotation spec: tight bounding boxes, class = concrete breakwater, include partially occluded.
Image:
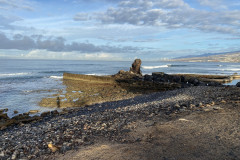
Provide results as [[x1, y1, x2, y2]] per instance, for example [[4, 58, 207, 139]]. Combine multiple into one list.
[[63, 73, 116, 84], [172, 74, 240, 84]]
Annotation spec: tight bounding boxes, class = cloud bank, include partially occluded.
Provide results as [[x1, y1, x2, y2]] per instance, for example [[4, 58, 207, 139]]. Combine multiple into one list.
[[0, 33, 140, 53]]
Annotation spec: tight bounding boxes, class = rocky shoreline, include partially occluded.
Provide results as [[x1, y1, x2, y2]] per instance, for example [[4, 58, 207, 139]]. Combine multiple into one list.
[[1, 59, 240, 159], [0, 86, 240, 159]]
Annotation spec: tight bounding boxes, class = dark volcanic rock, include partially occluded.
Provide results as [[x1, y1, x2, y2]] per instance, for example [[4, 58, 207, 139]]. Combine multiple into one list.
[[0, 113, 9, 121], [144, 74, 153, 81], [236, 82, 240, 87], [130, 59, 142, 75]]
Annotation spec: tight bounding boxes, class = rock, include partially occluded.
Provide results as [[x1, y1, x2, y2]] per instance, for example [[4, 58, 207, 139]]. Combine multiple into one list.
[[180, 76, 185, 82], [197, 102, 203, 107], [12, 114, 30, 120], [0, 108, 8, 114], [14, 110, 18, 114], [172, 76, 181, 83], [144, 74, 153, 81], [51, 110, 59, 115], [41, 111, 51, 117], [0, 113, 9, 120], [189, 104, 196, 109], [11, 114, 41, 124], [11, 151, 19, 160], [207, 81, 221, 86], [174, 104, 181, 110], [130, 59, 142, 75], [213, 106, 222, 110], [221, 100, 226, 103], [188, 78, 200, 86], [236, 82, 240, 87], [28, 110, 39, 114], [0, 151, 5, 157], [118, 70, 126, 75], [48, 144, 58, 152]]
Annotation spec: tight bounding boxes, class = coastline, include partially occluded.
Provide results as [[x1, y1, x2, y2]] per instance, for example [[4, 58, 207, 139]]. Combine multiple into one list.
[[1, 64, 240, 159], [0, 85, 240, 159]]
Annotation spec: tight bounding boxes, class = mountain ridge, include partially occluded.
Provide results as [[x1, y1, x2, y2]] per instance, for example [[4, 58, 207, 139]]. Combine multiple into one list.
[[172, 51, 240, 63]]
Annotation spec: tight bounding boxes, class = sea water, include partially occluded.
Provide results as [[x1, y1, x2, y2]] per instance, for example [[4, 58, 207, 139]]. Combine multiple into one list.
[[0, 59, 239, 117]]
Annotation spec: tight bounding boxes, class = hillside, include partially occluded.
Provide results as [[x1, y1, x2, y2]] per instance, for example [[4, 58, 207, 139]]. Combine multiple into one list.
[[173, 52, 240, 63]]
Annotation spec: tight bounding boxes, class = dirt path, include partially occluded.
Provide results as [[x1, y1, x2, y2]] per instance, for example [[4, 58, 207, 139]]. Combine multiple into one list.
[[51, 102, 240, 160]]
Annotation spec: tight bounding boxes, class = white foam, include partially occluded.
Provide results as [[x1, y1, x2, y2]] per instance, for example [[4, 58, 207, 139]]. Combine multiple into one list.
[[142, 65, 169, 69], [49, 76, 63, 79], [0, 72, 29, 77], [220, 68, 240, 71]]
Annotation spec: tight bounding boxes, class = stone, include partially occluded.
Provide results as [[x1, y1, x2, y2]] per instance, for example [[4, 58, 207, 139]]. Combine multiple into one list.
[[48, 144, 58, 152], [221, 100, 226, 103], [41, 111, 51, 117], [0, 151, 5, 157], [152, 72, 165, 82], [174, 104, 181, 110], [236, 82, 240, 87], [188, 78, 200, 86], [197, 102, 203, 107], [144, 74, 153, 81], [51, 110, 59, 115], [130, 59, 142, 75], [118, 70, 126, 75], [0, 113, 9, 120], [11, 151, 19, 160], [0, 108, 8, 114], [28, 110, 39, 114], [14, 110, 18, 114], [172, 76, 181, 83]]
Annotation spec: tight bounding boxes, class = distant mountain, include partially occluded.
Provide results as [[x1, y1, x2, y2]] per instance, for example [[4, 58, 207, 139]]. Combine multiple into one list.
[[172, 51, 240, 63]]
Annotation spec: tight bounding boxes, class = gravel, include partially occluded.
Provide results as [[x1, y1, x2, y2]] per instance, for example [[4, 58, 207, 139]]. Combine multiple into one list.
[[0, 86, 239, 160]]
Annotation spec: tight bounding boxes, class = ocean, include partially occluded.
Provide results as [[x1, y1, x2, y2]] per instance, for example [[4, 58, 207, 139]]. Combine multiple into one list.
[[0, 59, 240, 117]]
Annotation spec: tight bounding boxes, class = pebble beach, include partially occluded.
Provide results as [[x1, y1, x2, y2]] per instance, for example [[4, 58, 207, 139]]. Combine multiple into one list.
[[1, 85, 240, 160]]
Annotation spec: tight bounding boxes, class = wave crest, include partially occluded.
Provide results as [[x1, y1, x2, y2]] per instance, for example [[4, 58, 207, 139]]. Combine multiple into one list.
[[0, 72, 29, 77], [49, 76, 63, 79], [142, 65, 169, 69]]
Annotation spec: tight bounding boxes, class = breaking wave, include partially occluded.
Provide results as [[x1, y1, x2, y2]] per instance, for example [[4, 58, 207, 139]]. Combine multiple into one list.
[[49, 76, 63, 79], [0, 72, 29, 77], [142, 65, 169, 69]]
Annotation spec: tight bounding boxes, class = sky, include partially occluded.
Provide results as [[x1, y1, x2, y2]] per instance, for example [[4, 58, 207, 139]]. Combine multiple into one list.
[[0, 0, 240, 61]]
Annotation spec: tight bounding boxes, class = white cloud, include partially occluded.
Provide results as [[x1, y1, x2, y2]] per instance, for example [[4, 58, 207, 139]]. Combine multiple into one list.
[[73, 13, 91, 21], [88, 0, 240, 35], [0, 0, 34, 11], [0, 33, 141, 53], [22, 49, 123, 60]]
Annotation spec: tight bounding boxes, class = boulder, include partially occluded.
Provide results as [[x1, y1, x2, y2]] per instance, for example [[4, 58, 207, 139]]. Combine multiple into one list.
[[172, 76, 181, 83], [130, 59, 142, 75], [236, 82, 240, 87], [152, 72, 166, 82], [0, 113, 9, 121], [188, 78, 200, 86], [0, 108, 8, 114], [144, 74, 153, 81]]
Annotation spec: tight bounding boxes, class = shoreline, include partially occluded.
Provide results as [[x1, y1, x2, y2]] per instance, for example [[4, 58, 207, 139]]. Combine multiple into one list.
[[1, 72, 240, 129], [0, 86, 240, 159]]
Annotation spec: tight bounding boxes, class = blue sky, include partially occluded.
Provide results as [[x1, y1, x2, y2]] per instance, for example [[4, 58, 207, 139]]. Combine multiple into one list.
[[0, 0, 240, 60]]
